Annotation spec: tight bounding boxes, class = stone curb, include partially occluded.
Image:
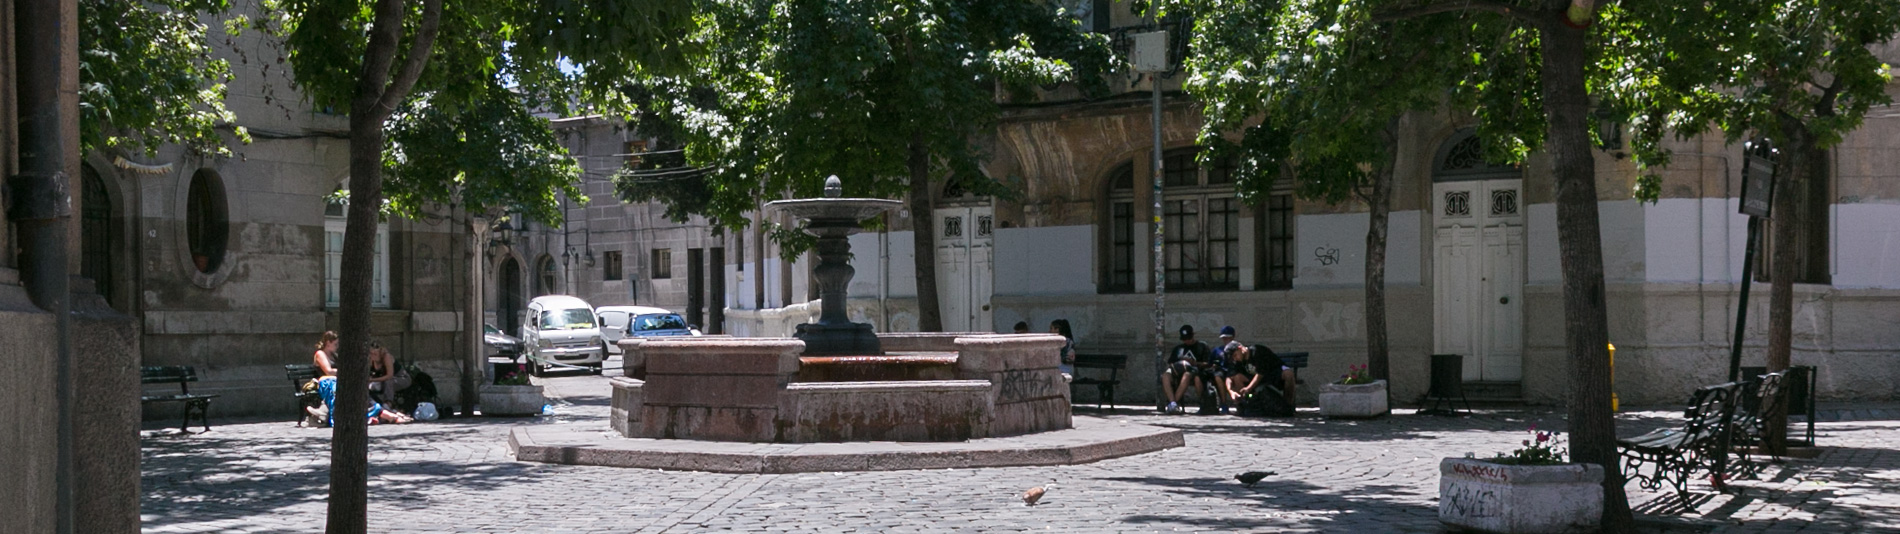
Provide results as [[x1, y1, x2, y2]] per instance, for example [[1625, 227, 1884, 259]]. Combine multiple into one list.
[[508, 415, 1184, 474]]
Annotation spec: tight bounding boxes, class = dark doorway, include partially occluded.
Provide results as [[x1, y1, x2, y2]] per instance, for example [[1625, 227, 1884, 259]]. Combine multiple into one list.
[[81, 165, 117, 307], [499, 258, 524, 335], [709, 247, 726, 334], [687, 248, 705, 330]]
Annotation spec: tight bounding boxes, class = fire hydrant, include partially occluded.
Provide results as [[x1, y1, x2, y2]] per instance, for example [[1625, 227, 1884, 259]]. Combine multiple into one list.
[[1609, 343, 1619, 412]]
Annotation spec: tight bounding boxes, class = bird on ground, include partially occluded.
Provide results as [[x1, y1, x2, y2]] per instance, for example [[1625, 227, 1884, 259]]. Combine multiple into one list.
[[1235, 471, 1276, 488], [1022, 485, 1047, 506]]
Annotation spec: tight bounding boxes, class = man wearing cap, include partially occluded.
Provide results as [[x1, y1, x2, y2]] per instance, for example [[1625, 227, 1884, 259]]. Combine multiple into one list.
[[1160, 325, 1214, 414], [1206, 326, 1243, 414]]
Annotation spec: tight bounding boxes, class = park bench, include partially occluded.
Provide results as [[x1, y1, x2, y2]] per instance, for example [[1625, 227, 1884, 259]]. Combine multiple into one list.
[[1071, 353, 1127, 411], [285, 364, 324, 426], [1729, 371, 1789, 473], [1618, 381, 1742, 500], [140, 366, 219, 433]]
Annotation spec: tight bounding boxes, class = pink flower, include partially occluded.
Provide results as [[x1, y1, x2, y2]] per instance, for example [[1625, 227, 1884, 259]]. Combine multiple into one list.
[[1537, 432, 1550, 443]]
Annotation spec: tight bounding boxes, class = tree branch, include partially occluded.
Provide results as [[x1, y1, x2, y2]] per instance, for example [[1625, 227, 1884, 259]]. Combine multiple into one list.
[[1813, 75, 1844, 119], [374, 0, 443, 119], [1371, 1, 1540, 24], [353, 0, 409, 115]]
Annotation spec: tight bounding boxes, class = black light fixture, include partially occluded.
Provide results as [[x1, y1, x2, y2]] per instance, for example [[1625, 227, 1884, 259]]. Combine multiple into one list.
[[485, 217, 515, 258], [1594, 106, 1624, 151]]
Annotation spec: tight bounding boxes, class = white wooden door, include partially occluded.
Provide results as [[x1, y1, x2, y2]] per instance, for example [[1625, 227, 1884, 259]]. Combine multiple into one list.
[[935, 206, 994, 331], [1433, 179, 1524, 381]]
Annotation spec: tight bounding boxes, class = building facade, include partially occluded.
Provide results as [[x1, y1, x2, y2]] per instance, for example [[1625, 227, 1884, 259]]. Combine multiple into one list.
[[717, 10, 1900, 408]]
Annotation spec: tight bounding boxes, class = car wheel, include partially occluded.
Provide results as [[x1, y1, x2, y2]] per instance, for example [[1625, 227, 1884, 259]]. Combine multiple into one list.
[[527, 357, 543, 377], [591, 364, 604, 376]]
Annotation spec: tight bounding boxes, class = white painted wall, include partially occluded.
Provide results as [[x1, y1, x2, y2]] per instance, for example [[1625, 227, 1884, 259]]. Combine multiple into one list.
[[1835, 203, 1900, 288], [1642, 198, 1755, 283], [1527, 200, 1647, 284], [845, 231, 918, 299], [1292, 210, 1424, 288], [993, 225, 1096, 296]]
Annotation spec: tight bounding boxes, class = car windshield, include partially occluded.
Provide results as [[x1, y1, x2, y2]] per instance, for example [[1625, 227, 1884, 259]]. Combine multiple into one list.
[[484, 324, 501, 335], [632, 314, 688, 332], [539, 309, 596, 330]]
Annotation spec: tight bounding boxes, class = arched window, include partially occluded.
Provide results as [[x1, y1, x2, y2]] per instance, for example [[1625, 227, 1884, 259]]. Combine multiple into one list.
[[536, 254, 559, 296], [186, 169, 229, 273], [82, 165, 118, 305], [323, 186, 391, 308], [1105, 162, 1136, 291], [1102, 147, 1285, 294]]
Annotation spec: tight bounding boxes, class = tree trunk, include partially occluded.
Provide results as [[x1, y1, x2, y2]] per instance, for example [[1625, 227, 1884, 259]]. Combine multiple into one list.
[[908, 134, 944, 332], [1537, 8, 1633, 532], [1763, 123, 1812, 455], [1363, 121, 1396, 382], [328, 1, 440, 532]]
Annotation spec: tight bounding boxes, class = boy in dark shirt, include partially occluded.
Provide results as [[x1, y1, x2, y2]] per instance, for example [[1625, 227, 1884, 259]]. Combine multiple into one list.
[[1160, 325, 1213, 414]]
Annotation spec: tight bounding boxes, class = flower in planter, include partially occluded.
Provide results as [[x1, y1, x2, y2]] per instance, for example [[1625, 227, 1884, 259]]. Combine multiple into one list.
[[495, 370, 531, 386], [1492, 424, 1568, 465], [1336, 364, 1373, 385]]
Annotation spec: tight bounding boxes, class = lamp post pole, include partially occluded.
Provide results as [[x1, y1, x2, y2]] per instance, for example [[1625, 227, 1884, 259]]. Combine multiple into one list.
[[1133, 28, 1169, 409], [465, 216, 489, 416]]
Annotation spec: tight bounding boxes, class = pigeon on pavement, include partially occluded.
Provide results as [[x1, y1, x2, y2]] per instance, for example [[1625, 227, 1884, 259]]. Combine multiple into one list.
[[1235, 471, 1276, 488], [1022, 486, 1046, 506]]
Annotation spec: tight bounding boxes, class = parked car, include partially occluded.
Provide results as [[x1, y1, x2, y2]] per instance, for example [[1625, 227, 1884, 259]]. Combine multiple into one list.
[[484, 323, 522, 359], [596, 305, 697, 355], [520, 295, 606, 376]]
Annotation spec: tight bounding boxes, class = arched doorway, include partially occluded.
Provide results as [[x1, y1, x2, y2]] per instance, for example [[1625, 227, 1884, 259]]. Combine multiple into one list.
[[81, 164, 118, 307], [499, 258, 525, 335], [1431, 130, 1525, 382]]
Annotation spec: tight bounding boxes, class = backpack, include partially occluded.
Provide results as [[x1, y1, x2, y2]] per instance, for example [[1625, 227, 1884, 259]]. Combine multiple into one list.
[[394, 364, 437, 414]]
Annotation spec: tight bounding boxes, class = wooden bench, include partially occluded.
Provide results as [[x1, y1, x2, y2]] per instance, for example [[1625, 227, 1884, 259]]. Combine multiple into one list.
[[140, 366, 220, 433], [1618, 381, 1742, 500], [1071, 354, 1127, 411], [285, 364, 324, 427]]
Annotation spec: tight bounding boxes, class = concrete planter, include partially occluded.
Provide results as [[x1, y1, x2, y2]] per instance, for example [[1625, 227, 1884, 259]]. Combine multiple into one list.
[[1318, 379, 1388, 418], [1438, 457, 1604, 533], [480, 384, 546, 416]]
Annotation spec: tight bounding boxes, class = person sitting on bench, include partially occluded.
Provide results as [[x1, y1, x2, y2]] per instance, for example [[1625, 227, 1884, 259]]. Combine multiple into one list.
[[1160, 325, 1214, 414]]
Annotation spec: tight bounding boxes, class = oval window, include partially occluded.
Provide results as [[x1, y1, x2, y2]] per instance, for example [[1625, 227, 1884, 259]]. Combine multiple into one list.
[[186, 169, 229, 273]]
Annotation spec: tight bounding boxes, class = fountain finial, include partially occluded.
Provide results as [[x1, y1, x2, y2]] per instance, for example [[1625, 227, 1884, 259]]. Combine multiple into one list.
[[823, 175, 842, 198]]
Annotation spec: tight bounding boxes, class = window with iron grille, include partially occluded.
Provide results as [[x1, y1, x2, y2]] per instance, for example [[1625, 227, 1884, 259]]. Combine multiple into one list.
[[1258, 193, 1294, 290], [1161, 148, 1239, 291], [651, 249, 672, 279], [1106, 163, 1136, 292]]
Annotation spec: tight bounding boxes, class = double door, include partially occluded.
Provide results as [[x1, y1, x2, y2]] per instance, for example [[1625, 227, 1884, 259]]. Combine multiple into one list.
[[1432, 179, 1524, 382], [935, 206, 994, 332]]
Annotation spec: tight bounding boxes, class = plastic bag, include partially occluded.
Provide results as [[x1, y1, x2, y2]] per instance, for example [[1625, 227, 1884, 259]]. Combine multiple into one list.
[[413, 402, 439, 421]]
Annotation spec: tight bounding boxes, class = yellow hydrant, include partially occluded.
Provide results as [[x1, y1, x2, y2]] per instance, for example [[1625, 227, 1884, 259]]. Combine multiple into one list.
[[1609, 343, 1619, 412]]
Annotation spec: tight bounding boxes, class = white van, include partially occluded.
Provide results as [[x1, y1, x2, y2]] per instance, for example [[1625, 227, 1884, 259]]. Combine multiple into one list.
[[520, 295, 606, 375]]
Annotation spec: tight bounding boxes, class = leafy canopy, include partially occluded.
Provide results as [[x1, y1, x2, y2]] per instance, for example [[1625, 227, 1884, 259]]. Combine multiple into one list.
[[618, 0, 1112, 230], [1602, 0, 1900, 200], [257, 0, 696, 225], [80, 0, 250, 156]]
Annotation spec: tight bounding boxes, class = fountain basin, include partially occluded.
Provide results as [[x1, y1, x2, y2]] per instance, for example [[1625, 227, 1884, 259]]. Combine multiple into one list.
[[797, 354, 959, 382], [611, 333, 1072, 443], [764, 198, 904, 222]]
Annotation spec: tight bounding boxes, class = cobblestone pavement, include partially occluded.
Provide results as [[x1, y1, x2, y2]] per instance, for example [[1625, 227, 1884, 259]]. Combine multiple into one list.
[[142, 368, 1900, 533]]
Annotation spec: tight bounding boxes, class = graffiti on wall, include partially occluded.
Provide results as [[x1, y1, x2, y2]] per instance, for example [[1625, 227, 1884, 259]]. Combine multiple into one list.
[[1299, 302, 1363, 341]]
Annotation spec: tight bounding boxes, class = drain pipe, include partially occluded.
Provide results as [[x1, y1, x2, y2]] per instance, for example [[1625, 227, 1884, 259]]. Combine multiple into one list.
[[12, 0, 77, 531]]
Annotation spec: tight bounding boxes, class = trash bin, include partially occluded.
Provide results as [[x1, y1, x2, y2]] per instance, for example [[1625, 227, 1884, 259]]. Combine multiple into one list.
[[1740, 364, 1817, 446], [1423, 354, 1469, 415]]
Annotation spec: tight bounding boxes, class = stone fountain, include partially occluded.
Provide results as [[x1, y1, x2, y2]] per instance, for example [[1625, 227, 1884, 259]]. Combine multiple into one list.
[[520, 176, 1182, 469], [764, 176, 902, 356]]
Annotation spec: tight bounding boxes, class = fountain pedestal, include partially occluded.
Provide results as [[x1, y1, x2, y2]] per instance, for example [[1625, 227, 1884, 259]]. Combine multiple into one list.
[[766, 195, 902, 356]]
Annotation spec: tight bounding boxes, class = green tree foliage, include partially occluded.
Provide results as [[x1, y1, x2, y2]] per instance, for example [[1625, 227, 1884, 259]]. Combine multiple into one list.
[[382, 90, 585, 226], [618, 0, 1109, 330], [1172, 0, 1475, 383], [1605, 0, 1899, 453], [621, 0, 1109, 225], [255, 0, 693, 531], [80, 0, 250, 156], [1176, 0, 1635, 528]]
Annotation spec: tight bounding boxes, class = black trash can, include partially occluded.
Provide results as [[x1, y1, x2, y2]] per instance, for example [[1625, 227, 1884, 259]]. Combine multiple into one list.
[[1741, 364, 1817, 445], [1423, 354, 1469, 415]]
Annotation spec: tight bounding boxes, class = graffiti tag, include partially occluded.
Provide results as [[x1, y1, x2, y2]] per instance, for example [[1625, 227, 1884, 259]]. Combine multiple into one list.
[[998, 369, 1057, 402], [1441, 482, 1502, 518]]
